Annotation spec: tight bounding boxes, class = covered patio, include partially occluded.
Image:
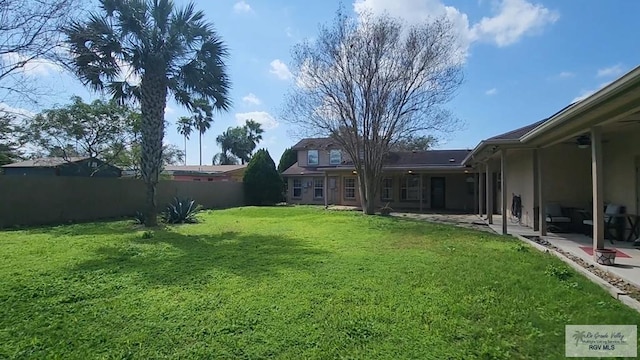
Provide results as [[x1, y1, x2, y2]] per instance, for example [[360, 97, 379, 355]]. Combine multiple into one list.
[[468, 65, 640, 266]]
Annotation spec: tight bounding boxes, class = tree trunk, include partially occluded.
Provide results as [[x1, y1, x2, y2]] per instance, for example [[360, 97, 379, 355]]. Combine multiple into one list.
[[183, 136, 187, 165], [139, 70, 168, 227]]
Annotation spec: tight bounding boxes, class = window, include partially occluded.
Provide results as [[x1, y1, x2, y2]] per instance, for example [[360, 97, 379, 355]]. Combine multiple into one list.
[[344, 178, 356, 199], [292, 179, 302, 198], [314, 178, 324, 199], [381, 178, 393, 200], [329, 149, 342, 165], [308, 150, 319, 165], [400, 176, 420, 200]]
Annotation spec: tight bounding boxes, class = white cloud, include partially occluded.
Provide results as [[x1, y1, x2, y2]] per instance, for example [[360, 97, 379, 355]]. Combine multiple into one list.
[[485, 88, 497, 95], [164, 105, 175, 115], [469, 0, 559, 47], [235, 111, 279, 130], [233, 1, 252, 13], [597, 64, 624, 78], [0, 53, 62, 77], [353, 0, 559, 56], [0, 103, 35, 119], [285, 27, 294, 38], [242, 93, 262, 105], [571, 82, 611, 103], [557, 71, 575, 78], [269, 59, 292, 80]]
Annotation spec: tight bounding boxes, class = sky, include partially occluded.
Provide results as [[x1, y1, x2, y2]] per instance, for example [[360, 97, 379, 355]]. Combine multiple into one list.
[[3, 0, 640, 165]]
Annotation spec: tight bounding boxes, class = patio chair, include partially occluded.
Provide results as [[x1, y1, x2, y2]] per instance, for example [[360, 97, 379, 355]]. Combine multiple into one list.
[[582, 204, 624, 243], [545, 203, 571, 232]]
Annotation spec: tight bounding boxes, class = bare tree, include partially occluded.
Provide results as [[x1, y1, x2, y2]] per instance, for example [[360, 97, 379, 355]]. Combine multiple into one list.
[[283, 11, 463, 214], [0, 0, 78, 102]]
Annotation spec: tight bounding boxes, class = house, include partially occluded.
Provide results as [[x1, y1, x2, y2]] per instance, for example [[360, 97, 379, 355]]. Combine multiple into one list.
[[1, 157, 122, 177], [162, 165, 247, 182], [464, 64, 640, 250], [282, 137, 476, 212]]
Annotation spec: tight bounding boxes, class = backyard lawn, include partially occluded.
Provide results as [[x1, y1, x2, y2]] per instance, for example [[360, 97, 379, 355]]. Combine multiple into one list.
[[1, 207, 638, 359]]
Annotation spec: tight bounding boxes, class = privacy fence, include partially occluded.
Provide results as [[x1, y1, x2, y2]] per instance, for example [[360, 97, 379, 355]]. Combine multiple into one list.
[[0, 177, 244, 228]]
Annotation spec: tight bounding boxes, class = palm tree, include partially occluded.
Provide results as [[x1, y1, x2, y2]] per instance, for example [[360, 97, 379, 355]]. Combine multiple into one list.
[[65, 0, 231, 226], [243, 119, 264, 156], [191, 101, 213, 166], [176, 117, 192, 165], [212, 152, 238, 165]]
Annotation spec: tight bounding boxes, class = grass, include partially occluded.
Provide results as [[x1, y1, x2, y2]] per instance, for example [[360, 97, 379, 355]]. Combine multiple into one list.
[[1, 206, 639, 359]]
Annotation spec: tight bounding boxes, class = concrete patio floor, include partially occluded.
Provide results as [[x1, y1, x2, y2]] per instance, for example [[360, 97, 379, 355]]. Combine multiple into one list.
[[486, 216, 640, 289]]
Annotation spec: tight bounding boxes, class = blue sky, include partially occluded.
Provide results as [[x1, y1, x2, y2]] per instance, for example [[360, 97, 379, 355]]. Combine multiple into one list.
[[4, 0, 640, 165]]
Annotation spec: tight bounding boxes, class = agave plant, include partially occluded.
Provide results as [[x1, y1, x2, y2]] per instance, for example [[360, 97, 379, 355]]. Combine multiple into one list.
[[162, 197, 202, 224]]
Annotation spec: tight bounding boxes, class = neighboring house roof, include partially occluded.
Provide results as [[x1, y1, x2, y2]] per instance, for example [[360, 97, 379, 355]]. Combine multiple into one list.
[[163, 165, 247, 174], [2, 157, 92, 168], [282, 162, 325, 176]]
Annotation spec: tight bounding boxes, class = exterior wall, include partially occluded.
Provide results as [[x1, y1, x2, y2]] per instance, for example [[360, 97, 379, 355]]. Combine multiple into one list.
[[602, 127, 640, 213], [542, 144, 592, 208], [286, 171, 474, 212], [0, 177, 244, 228], [287, 175, 342, 205], [504, 149, 535, 227]]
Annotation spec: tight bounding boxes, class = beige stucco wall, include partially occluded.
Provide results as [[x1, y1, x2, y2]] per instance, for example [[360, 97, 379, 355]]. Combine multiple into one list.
[[542, 144, 592, 209], [602, 127, 640, 213], [503, 149, 535, 227], [0, 177, 244, 228]]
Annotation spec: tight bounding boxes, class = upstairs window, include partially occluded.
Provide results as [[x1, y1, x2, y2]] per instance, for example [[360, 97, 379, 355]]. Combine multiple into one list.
[[329, 149, 342, 165], [308, 150, 319, 165]]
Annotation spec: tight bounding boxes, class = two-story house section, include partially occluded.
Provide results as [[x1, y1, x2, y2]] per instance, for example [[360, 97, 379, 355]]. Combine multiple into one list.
[[281, 138, 478, 212]]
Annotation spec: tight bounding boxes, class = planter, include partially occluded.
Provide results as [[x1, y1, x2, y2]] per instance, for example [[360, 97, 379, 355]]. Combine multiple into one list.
[[594, 248, 617, 266]]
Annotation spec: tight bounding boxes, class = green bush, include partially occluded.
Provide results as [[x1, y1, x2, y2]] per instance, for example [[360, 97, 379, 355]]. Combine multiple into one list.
[[244, 149, 284, 205]]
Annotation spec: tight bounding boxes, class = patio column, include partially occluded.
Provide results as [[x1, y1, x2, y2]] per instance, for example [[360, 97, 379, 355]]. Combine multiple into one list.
[[486, 162, 493, 224], [501, 149, 508, 235], [532, 149, 539, 232], [324, 172, 329, 207], [537, 149, 547, 236], [419, 174, 423, 212], [591, 126, 605, 250], [478, 170, 484, 216]]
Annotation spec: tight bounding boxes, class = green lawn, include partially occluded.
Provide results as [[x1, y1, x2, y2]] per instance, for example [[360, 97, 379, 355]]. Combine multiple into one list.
[[0, 207, 638, 359]]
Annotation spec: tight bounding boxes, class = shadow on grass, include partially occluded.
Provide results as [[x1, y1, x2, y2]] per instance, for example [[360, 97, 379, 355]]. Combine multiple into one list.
[[70, 228, 332, 285], [7, 219, 139, 237]]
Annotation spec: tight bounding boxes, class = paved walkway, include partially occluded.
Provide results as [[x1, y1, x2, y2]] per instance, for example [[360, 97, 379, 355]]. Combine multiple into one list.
[[390, 212, 494, 233]]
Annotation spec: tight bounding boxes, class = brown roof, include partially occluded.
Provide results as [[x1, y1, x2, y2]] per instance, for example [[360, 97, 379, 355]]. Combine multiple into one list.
[[487, 120, 547, 141], [2, 157, 90, 168], [281, 162, 325, 176], [291, 138, 337, 150], [163, 165, 247, 174], [385, 150, 470, 167]]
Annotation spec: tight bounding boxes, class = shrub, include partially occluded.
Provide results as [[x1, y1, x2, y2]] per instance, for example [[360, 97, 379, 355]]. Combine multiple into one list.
[[379, 203, 393, 216], [544, 264, 572, 281], [162, 197, 202, 224], [243, 149, 284, 205], [133, 211, 145, 224]]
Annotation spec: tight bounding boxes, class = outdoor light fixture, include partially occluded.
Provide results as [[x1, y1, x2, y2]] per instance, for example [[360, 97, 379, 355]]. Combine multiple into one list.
[[408, 170, 413, 174], [352, 170, 357, 175], [576, 135, 591, 149]]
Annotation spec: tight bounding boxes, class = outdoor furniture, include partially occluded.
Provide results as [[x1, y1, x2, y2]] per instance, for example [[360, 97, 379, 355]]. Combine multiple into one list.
[[545, 203, 571, 232], [582, 204, 625, 243]]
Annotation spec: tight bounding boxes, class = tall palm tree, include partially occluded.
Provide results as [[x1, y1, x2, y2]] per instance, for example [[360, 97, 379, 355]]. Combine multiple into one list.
[[191, 101, 213, 166], [212, 152, 238, 165], [65, 0, 231, 226], [176, 117, 192, 165]]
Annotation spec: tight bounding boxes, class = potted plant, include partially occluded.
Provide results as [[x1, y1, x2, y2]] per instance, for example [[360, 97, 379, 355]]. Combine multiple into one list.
[[594, 248, 617, 266]]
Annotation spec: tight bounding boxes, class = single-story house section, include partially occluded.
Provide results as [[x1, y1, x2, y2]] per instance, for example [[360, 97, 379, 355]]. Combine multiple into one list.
[[1, 157, 122, 177], [464, 64, 640, 251], [163, 165, 247, 182], [282, 137, 477, 212]]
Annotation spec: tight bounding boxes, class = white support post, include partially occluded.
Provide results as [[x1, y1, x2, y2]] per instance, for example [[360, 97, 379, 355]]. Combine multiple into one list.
[[501, 149, 508, 235], [533, 149, 539, 232], [486, 163, 493, 224], [537, 149, 547, 236], [591, 127, 605, 251]]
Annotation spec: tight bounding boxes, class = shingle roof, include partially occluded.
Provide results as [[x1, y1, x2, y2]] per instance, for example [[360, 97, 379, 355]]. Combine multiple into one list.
[[281, 162, 325, 176], [2, 157, 90, 168], [163, 165, 247, 174], [291, 138, 336, 150], [487, 120, 548, 141], [385, 150, 471, 167]]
